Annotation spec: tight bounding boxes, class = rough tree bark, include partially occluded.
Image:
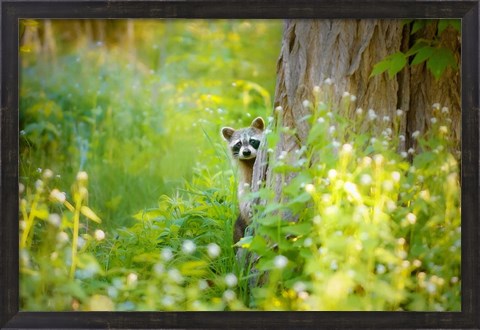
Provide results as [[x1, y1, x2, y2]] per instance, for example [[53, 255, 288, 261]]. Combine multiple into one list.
[[252, 18, 460, 205], [249, 19, 460, 291]]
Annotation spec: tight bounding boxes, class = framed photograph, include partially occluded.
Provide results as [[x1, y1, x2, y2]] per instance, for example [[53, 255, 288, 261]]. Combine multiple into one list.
[[1, 0, 479, 329]]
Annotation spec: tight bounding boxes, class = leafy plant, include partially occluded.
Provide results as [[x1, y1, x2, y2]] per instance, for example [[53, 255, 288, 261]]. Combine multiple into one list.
[[370, 19, 459, 80], [238, 85, 460, 311]]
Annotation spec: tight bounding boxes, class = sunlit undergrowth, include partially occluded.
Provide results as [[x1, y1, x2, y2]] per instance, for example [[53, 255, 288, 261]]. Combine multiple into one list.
[[20, 83, 461, 311], [20, 166, 248, 311], [237, 83, 460, 311]]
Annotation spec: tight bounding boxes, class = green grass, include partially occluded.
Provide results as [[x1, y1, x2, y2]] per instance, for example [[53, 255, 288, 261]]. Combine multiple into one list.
[[19, 19, 460, 311]]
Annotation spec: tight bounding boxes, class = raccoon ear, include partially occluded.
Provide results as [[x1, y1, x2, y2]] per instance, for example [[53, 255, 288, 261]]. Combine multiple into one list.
[[221, 127, 235, 141], [251, 117, 265, 131]]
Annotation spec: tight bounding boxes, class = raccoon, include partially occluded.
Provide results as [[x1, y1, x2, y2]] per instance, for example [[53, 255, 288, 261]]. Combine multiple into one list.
[[221, 117, 265, 243]]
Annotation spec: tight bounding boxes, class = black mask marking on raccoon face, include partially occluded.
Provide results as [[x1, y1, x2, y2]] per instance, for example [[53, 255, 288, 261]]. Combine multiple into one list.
[[232, 141, 242, 156], [249, 138, 260, 150]]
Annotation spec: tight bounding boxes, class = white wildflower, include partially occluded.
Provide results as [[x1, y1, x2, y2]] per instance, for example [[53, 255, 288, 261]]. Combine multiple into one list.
[[274, 255, 288, 269], [76, 171, 88, 182], [344, 181, 361, 200], [373, 154, 384, 165], [341, 143, 353, 154], [77, 237, 86, 249], [304, 184, 316, 194], [182, 240, 196, 254], [224, 273, 238, 288], [153, 263, 165, 275], [382, 180, 394, 192], [360, 174, 372, 186], [303, 238, 313, 247], [328, 169, 337, 180], [391, 171, 401, 182], [94, 229, 105, 241], [293, 281, 307, 293], [161, 296, 174, 307], [127, 273, 138, 286], [56, 232, 69, 244], [168, 269, 184, 284], [207, 243, 221, 258], [161, 248, 173, 261], [406, 213, 417, 225], [42, 169, 54, 179], [35, 179, 43, 190], [223, 290, 236, 302], [48, 213, 61, 227], [376, 264, 386, 274]]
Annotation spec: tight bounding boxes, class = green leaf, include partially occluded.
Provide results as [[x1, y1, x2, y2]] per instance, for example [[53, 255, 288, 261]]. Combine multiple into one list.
[[387, 52, 407, 78], [411, 46, 435, 65], [438, 19, 461, 34], [370, 52, 407, 79], [249, 235, 269, 253], [411, 20, 428, 34], [427, 47, 458, 80], [179, 260, 208, 276], [405, 40, 430, 57], [133, 208, 164, 221], [80, 206, 102, 223], [281, 222, 312, 236], [370, 58, 391, 78], [33, 207, 49, 220], [234, 235, 253, 248]]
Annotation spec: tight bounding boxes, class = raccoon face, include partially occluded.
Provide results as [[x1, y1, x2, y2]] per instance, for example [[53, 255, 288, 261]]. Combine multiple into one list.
[[221, 117, 265, 161]]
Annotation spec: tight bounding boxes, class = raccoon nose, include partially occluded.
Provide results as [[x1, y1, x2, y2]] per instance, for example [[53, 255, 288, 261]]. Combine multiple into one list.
[[242, 149, 251, 156]]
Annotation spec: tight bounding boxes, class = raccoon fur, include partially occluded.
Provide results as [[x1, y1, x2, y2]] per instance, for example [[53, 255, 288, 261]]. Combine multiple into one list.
[[221, 116, 265, 243]]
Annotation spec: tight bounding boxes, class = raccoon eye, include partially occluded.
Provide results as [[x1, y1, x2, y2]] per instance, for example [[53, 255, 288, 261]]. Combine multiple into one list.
[[249, 139, 260, 149], [232, 141, 242, 153]]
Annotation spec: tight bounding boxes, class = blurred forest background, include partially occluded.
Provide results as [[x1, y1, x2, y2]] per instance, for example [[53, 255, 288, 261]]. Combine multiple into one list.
[[19, 19, 460, 312], [20, 19, 281, 228]]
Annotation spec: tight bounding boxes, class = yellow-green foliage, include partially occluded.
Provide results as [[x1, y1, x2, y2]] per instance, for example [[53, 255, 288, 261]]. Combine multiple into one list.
[[240, 87, 460, 311]]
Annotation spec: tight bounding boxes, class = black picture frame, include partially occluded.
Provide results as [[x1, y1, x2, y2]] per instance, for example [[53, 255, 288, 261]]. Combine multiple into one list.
[[1, 1, 479, 329]]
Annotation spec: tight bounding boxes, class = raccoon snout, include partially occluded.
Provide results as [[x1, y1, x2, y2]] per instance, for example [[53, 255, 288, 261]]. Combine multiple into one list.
[[242, 149, 251, 157]]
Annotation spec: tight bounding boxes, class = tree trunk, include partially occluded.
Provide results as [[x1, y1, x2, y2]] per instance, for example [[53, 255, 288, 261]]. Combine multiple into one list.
[[248, 19, 460, 293], [252, 18, 460, 202]]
